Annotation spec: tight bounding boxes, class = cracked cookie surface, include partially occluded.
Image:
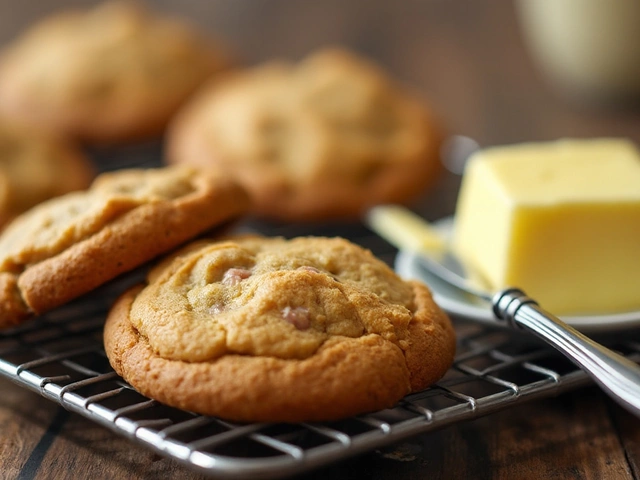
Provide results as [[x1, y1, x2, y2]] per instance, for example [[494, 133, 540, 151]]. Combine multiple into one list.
[[0, 165, 249, 327], [104, 236, 455, 422], [167, 48, 444, 221]]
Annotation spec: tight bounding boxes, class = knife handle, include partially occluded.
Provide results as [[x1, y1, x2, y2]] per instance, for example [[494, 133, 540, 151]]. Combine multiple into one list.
[[493, 288, 640, 417]]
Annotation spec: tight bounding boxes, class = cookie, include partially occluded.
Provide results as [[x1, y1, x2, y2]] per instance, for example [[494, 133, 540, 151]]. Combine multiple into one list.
[[0, 120, 94, 228], [104, 236, 455, 422], [0, 165, 250, 328], [166, 48, 444, 222], [0, 1, 230, 144]]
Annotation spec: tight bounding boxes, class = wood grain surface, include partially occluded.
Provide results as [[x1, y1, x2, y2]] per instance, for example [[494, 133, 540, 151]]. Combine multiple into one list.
[[0, 1, 639, 479]]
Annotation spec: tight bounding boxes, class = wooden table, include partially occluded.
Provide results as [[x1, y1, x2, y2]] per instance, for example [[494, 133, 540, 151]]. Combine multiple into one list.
[[1, 1, 640, 479]]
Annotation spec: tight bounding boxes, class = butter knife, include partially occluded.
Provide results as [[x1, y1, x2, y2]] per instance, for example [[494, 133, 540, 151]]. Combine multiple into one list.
[[366, 204, 640, 417]]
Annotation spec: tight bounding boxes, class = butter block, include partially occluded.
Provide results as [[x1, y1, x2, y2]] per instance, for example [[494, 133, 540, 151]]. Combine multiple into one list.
[[452, 138, 640, 315]]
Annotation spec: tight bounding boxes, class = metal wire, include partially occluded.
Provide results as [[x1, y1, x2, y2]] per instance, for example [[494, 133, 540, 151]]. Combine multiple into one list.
[[0, 150, 637, 479], [2, 273, 638, 479]]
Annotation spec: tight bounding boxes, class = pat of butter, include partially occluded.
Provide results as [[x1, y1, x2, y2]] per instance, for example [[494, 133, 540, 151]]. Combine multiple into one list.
[[452, 138, 640, 315]]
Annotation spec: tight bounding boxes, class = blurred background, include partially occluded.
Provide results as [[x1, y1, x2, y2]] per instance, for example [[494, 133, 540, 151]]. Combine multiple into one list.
[[2, 0, 639, 148], [2, 0, 638, 226]]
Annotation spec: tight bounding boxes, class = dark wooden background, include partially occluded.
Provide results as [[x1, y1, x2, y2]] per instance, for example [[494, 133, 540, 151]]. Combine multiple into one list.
[[1, 1, 640, 479]]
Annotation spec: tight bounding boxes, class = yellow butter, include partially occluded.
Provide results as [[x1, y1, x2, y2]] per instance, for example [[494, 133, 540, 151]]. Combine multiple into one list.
[[452, 138, 640, 315]]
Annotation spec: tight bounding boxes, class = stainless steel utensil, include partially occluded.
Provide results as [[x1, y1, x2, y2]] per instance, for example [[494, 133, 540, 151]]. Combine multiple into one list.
[[366, 204, 640, 417]]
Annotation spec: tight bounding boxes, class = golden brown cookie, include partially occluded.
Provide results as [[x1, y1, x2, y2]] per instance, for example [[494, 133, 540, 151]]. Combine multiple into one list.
[[0, 165, 250, 328], [166, 48, 444, 222], [0, 120, 94, 228], [104, 236, 455, 422], [0, 1, 230, 144]]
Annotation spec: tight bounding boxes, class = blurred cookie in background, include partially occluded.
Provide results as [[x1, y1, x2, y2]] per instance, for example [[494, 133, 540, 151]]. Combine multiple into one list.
[[0, 120, 94, 228], [0, 1, 231, 144], [167, 48, 444, 223]]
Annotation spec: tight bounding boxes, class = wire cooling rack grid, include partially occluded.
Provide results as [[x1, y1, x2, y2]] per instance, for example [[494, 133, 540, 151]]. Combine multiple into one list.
[[2, 262, 640, 479], [2, 153, 640, 478]]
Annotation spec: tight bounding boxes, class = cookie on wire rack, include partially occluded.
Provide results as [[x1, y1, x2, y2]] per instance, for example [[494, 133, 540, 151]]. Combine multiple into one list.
[[0, 165, 250, 328], [104, 235, 456, 423]]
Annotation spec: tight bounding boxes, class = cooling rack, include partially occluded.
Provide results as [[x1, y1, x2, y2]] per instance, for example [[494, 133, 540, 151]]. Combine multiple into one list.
[[2, 150, 639, 479], [4, 228, 640, 480]]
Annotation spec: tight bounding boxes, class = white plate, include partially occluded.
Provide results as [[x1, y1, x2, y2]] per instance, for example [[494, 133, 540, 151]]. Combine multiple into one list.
[[394, 217, 640, 334]]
